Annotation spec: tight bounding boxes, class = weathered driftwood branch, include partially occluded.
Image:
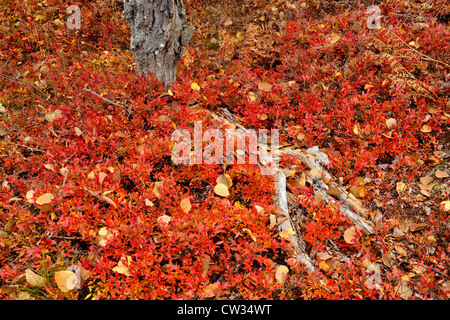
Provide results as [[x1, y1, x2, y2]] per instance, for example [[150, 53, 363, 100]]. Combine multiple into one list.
[[210, 110, 316, 272], [123, 0, 195, 89], [279, 147, 374, 235]]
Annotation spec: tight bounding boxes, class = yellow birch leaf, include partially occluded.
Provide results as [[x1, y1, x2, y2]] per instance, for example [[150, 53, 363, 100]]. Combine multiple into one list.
[[386, 118, 397, 129], [441, 201, 450, 212], [191, 82, 201, 91], [275, 265, 289, 284], [74, 127, 82, 136], [180, 197, 192, 213], [330, 33, 341, 44], [258, 82, 273, 92], [420, 124, 432, 133], [319, 260, 330, 272], [54, 271, 77, 293], [435, 170, 449, 178], [214, 183, 229, 197], [98, 172, 107, 184], [344, 226, 358, 244], [242, 228, 257, 242], [145, 198, 154, 207], [112, 256, 132, 277], [35, 193, 54, 205], [353, 123, 361, 135], [157, 214, 171, 226], [279, 230, 291, 240], [25, 269, 45, 287], [202, 283, 219, 298], [216, 174, 233, 188], [396, 181, 407, 193], [44, 164, 55, 171]]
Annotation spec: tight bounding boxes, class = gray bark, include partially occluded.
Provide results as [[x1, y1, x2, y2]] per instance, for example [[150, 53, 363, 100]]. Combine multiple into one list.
[[123, 0, 195, 89]]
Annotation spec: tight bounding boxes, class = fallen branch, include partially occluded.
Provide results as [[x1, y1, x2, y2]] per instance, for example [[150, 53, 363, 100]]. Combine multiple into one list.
[[280, 147, 374, 235], [83, 87, 127, 109], [210, 108, 317, 272]]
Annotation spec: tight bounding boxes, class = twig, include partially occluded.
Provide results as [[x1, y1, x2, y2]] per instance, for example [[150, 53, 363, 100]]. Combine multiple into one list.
[[388, 30, 450, 69], [0, 141, 44, 153], [0, 71, 51, 100], [59, 168, 69, 195], [83, 87, 127, 109]]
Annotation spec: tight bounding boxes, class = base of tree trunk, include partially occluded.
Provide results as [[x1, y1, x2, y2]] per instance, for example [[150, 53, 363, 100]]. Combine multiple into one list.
[[123, 0, 195, 89]]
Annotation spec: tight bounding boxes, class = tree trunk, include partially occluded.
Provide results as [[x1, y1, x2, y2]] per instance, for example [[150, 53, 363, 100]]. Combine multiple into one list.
[[123, 0, 195, 89]]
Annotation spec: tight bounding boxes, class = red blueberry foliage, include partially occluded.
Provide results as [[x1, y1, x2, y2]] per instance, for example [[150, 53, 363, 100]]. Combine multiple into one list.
[[0, 0, 449, 299]]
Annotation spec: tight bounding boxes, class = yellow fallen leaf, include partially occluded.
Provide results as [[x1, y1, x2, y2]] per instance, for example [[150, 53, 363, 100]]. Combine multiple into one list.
[[258, 82, 273, 92], [386, 118, 397, 129], [216, 174, 233, 188], [254, 205, 264, 215], [59, 167, 69, 176], [157, 214, 171, 226], [350, 185, 360, 198], [441, 201, 450, 212], [44, 164, 55, 171], [435, 170, 449, 178], [287, 227, 296, 235], [420, 124, 432, 133], [330, 33, 341, 44], [112, 256, 132, 277], [395, 280, 412, 299], [96, 227, 117, 247], [344, 226, 358, 244], [420, 176, 434, 185], [279, 230, 291, 240], [98, 172, 107, 184], [242, 228, 257, 242], [87, 171, 95, 179], [396, 181, 407, 193], [26, 190, 35, 203], [309, 167, 323, 179], [74, 127, 83, 136], [214, 183, 229, 197], [319, 260, 330, 272], [202, 283, 219, 298], [145, 198, 154, 207], [54, 271, 77, 293], [35, 192, 54, 205], [25, 269, 45, 287], [259, 113, 268, 120], [191, 82, 201, 91], [98, 227, 108, 237], [180, 197, 192, 213], [316, 252, 333, 261], [152, 181, 164, 198], [269, 214, 277, 229], [353, 123, 361, 135], [275, 265, 289, 284]]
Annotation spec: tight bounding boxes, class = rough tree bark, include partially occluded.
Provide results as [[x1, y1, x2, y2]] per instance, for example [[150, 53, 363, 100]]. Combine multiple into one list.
[[123, 0, 195, 89]]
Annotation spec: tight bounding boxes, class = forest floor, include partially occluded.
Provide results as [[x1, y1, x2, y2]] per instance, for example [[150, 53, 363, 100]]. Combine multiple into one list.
[[0, 0, 449, 299]]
